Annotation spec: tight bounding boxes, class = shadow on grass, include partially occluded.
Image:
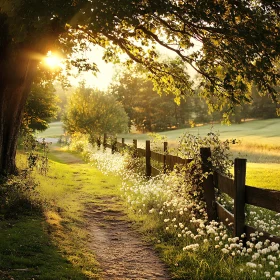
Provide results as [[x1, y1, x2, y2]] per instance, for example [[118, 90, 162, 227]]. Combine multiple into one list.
[[0, 216, 89, 280]]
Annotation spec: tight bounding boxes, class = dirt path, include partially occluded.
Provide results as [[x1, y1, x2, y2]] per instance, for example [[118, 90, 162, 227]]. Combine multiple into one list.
[[85, 197, 171, 280], [51, 146, 171, 280]]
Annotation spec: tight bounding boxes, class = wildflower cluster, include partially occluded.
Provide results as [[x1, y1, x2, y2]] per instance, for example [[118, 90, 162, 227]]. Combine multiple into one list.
[[72, 132, 280, 279]]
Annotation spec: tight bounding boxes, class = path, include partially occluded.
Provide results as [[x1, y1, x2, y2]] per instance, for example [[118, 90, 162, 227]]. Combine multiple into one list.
[[51, 146, 171, 280], [85, 197, 170, 280]]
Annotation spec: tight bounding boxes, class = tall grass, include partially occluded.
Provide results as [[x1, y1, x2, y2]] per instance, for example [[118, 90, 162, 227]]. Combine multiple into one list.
[[0, 148, 126, 279], [86, 146, 280, 280]]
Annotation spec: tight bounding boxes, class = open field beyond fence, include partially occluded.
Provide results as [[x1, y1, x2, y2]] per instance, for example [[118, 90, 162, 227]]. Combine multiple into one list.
[[102, 134, 280, 244]]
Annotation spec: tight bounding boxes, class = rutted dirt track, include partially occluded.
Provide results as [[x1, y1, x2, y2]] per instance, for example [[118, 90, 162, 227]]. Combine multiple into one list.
[[84, 197, 171, 280], [51, 146, 171, 280]]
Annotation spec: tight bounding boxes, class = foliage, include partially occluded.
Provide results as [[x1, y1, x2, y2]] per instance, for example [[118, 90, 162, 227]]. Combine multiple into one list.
[[177, 131, 235, 176], [52, 83, 74, 121], [3, 0, 280, 106], [0, 174, 42, 219], [63, 83, 129, 142], [21, 134, 51, 175], [22, 79, 59, 133], [111, 64, 193, 131], [82, 0, 280, 109]]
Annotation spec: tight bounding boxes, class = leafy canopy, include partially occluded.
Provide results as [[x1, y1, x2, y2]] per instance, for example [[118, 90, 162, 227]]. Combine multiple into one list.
[[2, 0, 280, 110], [78, 0, 280, 108]]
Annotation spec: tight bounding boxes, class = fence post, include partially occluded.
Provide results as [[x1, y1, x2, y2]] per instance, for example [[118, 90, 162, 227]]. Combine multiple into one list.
[[103, 133, 107, 151], [200, 147, 217, 222], [120, 138, 125, 155], [96, 136, 101, 150], [146, 140, 151, 177], [163, 142, 168, 174], [112, 137, 117, 154], [133, 139, 137, 158], [234, 158, 247, 239]]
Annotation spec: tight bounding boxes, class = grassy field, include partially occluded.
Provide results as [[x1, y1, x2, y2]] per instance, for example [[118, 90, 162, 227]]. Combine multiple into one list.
[[39, 119, 280, 190], [0, 148, 125, 280], [118, 118, 280, 144], [36, 121, 64, 138], [0, 119, 278, 279]]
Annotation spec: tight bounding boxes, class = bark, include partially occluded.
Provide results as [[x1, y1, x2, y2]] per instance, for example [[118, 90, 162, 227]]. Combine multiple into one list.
[[0, 49, 37, 174], [0, 13, 38, 174], [0, 11, 61, 175]]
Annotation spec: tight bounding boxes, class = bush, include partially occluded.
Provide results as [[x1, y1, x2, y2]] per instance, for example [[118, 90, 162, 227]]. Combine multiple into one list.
[[0, 174, 43, 218]]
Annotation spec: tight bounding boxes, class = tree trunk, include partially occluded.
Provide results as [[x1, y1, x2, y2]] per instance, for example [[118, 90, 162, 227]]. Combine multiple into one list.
[[0, 13, 37, 174], [0, 12, 59, 175], [0, 50, 37, 174]]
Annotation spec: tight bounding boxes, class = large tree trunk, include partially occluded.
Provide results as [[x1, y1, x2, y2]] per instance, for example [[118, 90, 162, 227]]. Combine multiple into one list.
[[0, 51, 37, 174], [0, 10, 62, 175], [0, 14, 38, 175]]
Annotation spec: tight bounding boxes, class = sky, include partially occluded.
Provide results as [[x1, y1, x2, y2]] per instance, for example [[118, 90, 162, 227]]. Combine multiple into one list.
[[66, 39, 201, 91], [68, 46, 115, 90]]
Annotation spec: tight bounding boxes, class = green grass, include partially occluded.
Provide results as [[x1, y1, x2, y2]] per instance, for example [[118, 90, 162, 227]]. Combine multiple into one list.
[[36, 121, 64, 138], [0, 217, 87, 280], [119, 118, 280, 144], [0, 147, 125, 280], [246, 163, 280, 190]]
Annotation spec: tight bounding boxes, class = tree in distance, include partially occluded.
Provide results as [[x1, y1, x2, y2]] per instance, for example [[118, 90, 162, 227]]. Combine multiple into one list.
[[63, 83, 128, 143], [110, 64, 194, 132], [22, 80, 59, 134], [0, 0, 279, 174]]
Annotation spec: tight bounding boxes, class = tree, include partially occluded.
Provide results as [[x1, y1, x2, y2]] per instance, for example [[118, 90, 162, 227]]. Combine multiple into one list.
[[248, 84, 278, 119], [52, 83, 74, 121], [22, 80, 59, 133], [111, 65, 193, 131], [0, 1, 89, 174], [1, 0, 280, 174], [86, 0, 280, 102], [63, 84, 128, 142]]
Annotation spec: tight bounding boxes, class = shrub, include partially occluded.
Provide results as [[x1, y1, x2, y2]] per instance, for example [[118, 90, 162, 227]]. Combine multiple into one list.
[[0, 174, 43, 218]]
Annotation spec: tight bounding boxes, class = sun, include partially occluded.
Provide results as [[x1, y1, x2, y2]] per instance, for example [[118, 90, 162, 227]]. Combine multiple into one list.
[[44, 51, 62, 68]]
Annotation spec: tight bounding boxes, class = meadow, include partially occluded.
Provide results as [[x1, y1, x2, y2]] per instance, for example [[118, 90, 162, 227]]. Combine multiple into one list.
[[2, 118, 276, 279], [118, 119, 280, 190], [77, 139, 280, 279]]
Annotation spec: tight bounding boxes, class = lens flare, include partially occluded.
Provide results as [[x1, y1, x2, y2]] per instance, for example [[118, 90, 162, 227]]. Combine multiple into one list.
[[44, 51, 61, 68]]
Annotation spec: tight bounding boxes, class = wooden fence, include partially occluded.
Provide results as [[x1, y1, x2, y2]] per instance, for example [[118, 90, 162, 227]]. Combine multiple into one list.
[[102, 134, 280, 243], [102, 134, 192, 176]]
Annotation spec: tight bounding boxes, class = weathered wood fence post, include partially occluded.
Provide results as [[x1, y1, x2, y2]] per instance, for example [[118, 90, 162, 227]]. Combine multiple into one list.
[[133, 139, 137, 158], [163, 141, 168, 173], [200, 147, 217, 221], [146, 140, 151, 177], [234, 158, 247, 239], [120, 138, 125, 155], [96, 136, 101, 150], [103, 133, 107, 151], [111, 136, 117, 154]]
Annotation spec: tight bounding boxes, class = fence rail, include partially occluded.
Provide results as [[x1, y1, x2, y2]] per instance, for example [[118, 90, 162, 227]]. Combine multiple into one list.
[[101, 134, 280, 243]]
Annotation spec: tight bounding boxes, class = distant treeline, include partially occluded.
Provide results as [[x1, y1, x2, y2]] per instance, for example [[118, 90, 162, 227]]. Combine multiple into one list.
[[110, 74, 279, 132], [54, 73, 279, 133]]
